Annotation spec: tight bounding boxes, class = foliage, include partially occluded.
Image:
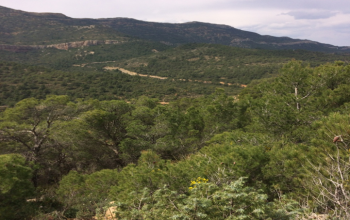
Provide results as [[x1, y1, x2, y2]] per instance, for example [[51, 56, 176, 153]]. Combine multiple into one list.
[[245, 60, 350, 142], [0, 60, 232, 106], [0, 95, 79, 187], [0, 154, 35, 220], [3, 7, 350, 219], [112, 178, 301, 220], [57, 169, 118, 218], [1, 61, 350, 219], [1, 42, 349, 107], [303, 113, 350, 218]]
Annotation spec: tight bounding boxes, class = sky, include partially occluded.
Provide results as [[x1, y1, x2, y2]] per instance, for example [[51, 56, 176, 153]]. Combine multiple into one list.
[[2, 0, 350, 46]]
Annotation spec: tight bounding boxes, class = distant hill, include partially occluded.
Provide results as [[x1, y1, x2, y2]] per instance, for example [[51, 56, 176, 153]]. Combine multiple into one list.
[[1, 5, 350, 106], [98, 19, 350, 53], [0, 6, 130, 45], [1, 5, 349, 53]]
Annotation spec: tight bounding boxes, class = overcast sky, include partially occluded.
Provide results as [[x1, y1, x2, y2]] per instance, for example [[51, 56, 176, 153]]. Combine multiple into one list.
[[2, 0, 350, 46]]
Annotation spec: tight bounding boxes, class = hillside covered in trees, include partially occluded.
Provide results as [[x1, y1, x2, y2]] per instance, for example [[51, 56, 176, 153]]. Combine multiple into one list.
[[2, 61, 350, 219], [1, 42, 350, 107], [2, 5, 350, 220]]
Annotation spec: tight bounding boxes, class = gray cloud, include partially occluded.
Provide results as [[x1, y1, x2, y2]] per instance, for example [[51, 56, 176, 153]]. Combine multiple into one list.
[[284, 10, 338, 20], [3, 0, 349, 17], [208, 0, 350, 13], [242, 17, 350, 46]]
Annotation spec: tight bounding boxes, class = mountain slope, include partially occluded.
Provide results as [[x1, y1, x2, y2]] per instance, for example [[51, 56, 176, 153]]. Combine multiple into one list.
[[100, 19, 350, 52], [0, 6, 130, 45], [1, 5, 349, 53]]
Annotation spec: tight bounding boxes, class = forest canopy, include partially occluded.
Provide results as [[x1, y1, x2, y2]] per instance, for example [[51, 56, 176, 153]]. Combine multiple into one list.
[[1, 60, 350, 219]]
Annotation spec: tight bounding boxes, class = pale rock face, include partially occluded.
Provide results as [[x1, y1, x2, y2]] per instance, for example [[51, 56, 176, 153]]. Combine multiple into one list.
[[104, 201, 118, 220], [104, 205, 118, 219]]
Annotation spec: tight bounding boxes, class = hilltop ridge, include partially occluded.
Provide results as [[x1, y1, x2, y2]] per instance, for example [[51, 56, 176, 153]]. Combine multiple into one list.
[[0, 5, 349, 53]]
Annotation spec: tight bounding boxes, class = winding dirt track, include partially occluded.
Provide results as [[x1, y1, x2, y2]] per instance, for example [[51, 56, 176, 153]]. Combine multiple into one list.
[[103, 66, 247, 87]]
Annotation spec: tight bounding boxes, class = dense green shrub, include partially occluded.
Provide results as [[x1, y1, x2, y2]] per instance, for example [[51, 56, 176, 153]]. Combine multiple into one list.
[[0, 154, 35, 220]]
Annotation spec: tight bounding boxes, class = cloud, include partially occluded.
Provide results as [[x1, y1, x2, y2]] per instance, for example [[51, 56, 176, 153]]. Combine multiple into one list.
[[284, 10, 338, 20], [241, 12, 350, 46], [203, 0, 350, 13]]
